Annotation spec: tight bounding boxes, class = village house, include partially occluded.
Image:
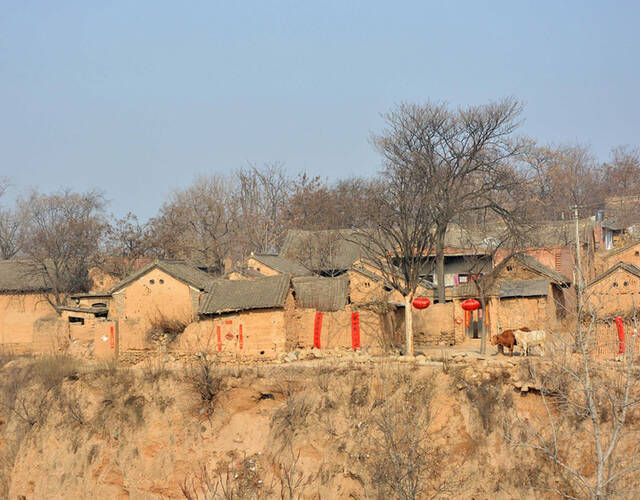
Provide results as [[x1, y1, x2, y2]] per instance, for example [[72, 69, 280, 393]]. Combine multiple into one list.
[[452, 253, 572, 344], [178, 274, 292, 358], [0, 259, 62, 351], [595, 239, 640, 275], [106, 259, 214, 351], [583, 262, 640, 356]]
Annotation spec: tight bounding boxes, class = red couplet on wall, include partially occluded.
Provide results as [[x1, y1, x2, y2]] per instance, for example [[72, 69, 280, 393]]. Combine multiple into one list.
[[485, 309, 490, 327], [239, 324, 243, 350], [351, 312, 361, 350], [464, 310, 470, 328], [615, 316, 625, 355], [313, 312, 323, 349], [109, 326, 115, 350], [217, 325, 222, 352]]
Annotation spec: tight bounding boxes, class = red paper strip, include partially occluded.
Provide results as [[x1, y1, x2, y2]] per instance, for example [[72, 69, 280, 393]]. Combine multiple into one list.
[[351, 312, 360, 350], [217, 325, 222, 352], [313, 312, 323, 349]]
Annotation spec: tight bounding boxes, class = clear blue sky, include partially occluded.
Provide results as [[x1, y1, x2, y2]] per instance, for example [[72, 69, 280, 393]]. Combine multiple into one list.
[[1, 1, 638, 220]]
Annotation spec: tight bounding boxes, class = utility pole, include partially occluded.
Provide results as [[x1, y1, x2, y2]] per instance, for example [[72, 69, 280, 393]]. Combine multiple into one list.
[[573, 205, 583, 347]]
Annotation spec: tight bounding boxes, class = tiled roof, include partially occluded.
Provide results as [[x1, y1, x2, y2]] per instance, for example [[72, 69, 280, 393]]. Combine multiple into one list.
[[499, 279, 550, 298], [291, 275, 348, 312], [250, 253, 312, 277], [198, 275, 290, 315], [280, 229, 367, 272], [512, 253, 571, 285], [0, 259, 50, 293], [110, 259, 214, 293]]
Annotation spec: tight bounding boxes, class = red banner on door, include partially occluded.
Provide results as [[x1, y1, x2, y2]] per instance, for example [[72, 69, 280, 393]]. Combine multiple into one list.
[[217, 325, 222, 352], [109, 326, 115, 350], [239, 324, 243, 350], [313, 312, 323, 349], [351, 312, 360, 350]]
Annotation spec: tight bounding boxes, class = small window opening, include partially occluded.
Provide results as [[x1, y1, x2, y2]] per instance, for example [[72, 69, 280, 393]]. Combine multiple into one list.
[[159, 279, 164, 284], [613, 282, 619, 287], [92, 302, 107, 308], [383, 285, 392, 292], [68, 316, 84, 325], [506, 266, 513, 271], [149, 279, 155, 284], [260, 350, 265, 355], [624, 281, 629, 287], [635, 251, 639, 256]]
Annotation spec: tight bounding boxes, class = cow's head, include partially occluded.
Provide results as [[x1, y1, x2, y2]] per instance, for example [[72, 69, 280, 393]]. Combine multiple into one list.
[[490, 335, 498, 345]]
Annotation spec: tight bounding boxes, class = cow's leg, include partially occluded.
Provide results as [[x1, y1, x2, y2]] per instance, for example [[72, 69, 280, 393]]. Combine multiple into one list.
[[509, 344, 513, 356]]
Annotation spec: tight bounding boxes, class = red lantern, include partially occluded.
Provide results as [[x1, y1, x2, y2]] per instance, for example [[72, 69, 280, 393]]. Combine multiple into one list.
[[412, 297, 431, 309], [461, 299, 480, 311]]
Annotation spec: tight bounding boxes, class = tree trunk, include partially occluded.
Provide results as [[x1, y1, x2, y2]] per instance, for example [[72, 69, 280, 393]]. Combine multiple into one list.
[[404, 293, 414, 357], [479, 297, 487, 354], [436, 226, 447, 304]]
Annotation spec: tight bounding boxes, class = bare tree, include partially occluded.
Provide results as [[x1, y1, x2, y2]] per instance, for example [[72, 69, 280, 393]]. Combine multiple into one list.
[[102, 212, 156, 279], [236, 162, 291, 255], [372, 98, 528, 304], [350, 165, 436, 356], [504, 302, 640, 498], [151, 175, 236, 274], [19, 189, 107, 307], [526, 143, 603, 220], [0, 179, 24, 260]]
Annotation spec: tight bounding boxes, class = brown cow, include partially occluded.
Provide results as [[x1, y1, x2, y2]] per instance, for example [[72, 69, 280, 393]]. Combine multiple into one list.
[[491, 327, 531, 356]]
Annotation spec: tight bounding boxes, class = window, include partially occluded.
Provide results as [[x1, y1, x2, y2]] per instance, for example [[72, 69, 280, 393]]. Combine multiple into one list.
[[624, 281, 629, 287], [506, 266, 513, 271], [635, 251, 639, 256], [68, 316, 84, 325], [159, 279, 164, 284], [149, 279, 155, 284], [613, 282, 619, 287], [91, 302, 107, 308], [458, 275, 469, 283]]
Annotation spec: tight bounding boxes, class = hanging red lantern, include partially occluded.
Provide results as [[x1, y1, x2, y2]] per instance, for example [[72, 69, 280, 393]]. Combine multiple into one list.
[[461, 299, 480, 311], [412, 297, 431, 309]]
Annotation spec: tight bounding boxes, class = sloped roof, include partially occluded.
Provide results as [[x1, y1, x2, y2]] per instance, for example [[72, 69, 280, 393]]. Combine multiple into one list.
[[350, 263, 435, 290], [224, 266, 266, 280], [292, 275, 349, 312], [587, 262, 640, 288], [280, 229, 367, 272], [198, 275, 290, 315], [0, 259, 50, 293], [511, 254, 571, 285], [110, 259, 214, 293], [250, 253, 312, 277], [499, 279, 550, 298], [604, 239, 640, 258]]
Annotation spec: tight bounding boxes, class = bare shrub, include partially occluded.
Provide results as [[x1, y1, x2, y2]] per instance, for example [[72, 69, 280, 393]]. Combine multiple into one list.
[[147, 310, 191, 346], [181, 453, 273, 500], [90, 361, 145, 433], [271, 391, 311, 445], [361, 371, 455, 500], [186, 353, 225, 410]]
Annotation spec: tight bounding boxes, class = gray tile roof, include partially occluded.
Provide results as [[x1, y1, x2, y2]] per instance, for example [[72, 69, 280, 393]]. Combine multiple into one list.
[[198, 275, 290, 315], [110, 259, 214, 293], [250, 253, 312, 277], [0, 259, 50, 293], [512, 254, 571, 285], [280, 229, 367, 272], [587, 262, 640, 288], [499, 279, 550, 298], [291, 275, 349, 312]]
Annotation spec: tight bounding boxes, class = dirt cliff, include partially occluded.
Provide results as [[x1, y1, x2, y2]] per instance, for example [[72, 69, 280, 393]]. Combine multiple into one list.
[[0, 352, 637, 499]]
